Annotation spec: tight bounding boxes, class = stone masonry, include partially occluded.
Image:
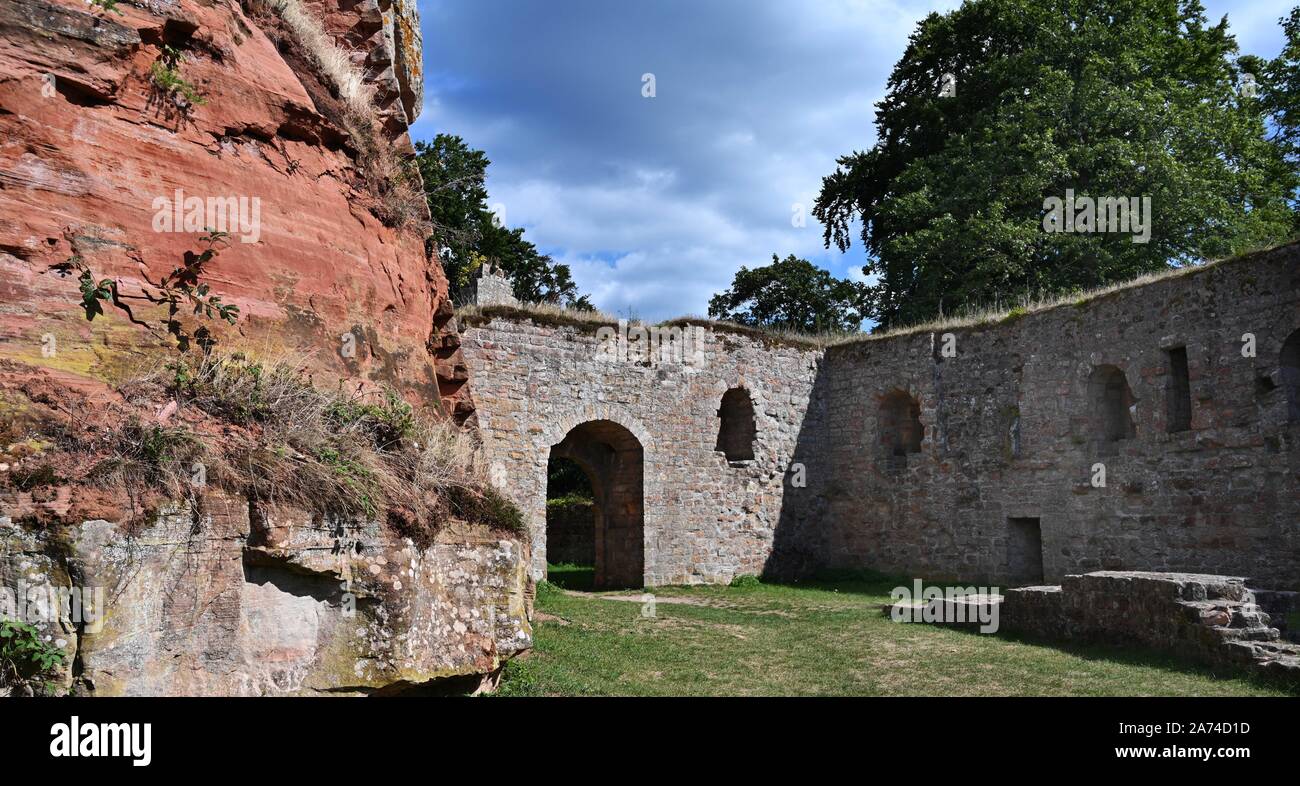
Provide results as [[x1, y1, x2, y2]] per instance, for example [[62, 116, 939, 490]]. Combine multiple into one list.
[[466, 264, 520, 308], [1000, 571, 1300, 679], [462, 243, 1300, 590], [462, 315, 819, 585]]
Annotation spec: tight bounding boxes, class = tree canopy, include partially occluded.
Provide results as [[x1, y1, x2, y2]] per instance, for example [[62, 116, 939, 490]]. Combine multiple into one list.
[[414, 134, 593, 309], [1260, 6, 1300, 228], [814, 0, 1299, 330], [707, 254, 870, 334]]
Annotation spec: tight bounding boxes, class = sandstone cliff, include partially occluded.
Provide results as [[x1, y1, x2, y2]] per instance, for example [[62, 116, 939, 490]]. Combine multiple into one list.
[[0, 0, 470, 416], [0, 0, 531, 695]]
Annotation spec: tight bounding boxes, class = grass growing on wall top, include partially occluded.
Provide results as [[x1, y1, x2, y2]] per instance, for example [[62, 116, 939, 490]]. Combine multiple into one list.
[[462, 241, 1299, 352]]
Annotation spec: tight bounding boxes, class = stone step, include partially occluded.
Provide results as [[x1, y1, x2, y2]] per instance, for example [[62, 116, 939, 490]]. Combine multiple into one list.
[[1223, 640, 1300, 677], [1249, 589, 1300, 643], [1210, 625, 1281, 643], [1178, 599, 1274, 629]]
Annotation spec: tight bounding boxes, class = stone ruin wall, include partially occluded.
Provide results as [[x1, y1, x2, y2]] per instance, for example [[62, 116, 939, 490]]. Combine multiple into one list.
[[460, 316, 821, 586], [463, 243, 1300, 591], [808, 243, 1300, 589]]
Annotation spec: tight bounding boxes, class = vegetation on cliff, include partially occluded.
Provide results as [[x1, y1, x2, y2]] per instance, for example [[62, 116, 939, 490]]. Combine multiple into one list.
[[50, 230, 240, 354], [255, 0, 427, 228], [0, 618, 65, 697], [0, 352, 523, 542]]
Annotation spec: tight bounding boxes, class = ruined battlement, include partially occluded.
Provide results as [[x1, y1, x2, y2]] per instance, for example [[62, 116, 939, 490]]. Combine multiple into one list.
[[462, 242, 1300, 589]]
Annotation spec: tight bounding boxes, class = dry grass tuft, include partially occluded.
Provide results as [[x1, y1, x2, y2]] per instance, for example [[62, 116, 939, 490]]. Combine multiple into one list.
[[100, 351, 523, 542], [256, 0, 427, 228], [460, 241, 1296, 352], [456, 301, 617, 331], [457, 302, 844, 349], [828, 241, 1294, 347], [266, 0, 373, 118]]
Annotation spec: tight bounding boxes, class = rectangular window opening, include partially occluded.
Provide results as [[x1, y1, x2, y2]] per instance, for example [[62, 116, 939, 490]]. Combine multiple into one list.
[[1166, 347, 1192, 433]]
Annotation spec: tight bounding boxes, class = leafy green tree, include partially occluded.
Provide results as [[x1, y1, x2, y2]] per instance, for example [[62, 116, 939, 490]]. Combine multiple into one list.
[[477, 222, 593, 309], [707, 254, 870, 333], [1260, 6, 1300, 228], [413, 134, 491, 291], [814, 0, 1298, 330], [414, 135, 592, 309], [546, 457, 593, 503]]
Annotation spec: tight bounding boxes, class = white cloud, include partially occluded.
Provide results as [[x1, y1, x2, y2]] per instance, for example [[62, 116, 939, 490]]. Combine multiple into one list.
[[414, 0, 1296, 320], [848, 265, 881, 287]]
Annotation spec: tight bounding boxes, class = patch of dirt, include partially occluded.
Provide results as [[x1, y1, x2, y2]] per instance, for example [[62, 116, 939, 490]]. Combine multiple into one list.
[[563, 590, 714, 607]]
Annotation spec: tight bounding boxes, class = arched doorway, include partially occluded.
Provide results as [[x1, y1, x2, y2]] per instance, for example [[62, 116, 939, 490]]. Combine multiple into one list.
[[1088, 364, 1136, 444], [547, 420, 645, 589]]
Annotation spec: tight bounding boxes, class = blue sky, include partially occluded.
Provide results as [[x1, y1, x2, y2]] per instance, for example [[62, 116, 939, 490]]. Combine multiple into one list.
[[411, 0, 1296, 321]]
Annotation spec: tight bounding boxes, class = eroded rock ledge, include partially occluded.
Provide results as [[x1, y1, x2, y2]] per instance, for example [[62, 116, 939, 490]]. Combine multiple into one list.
[[1, 491, 533, 696], [0, 0, 517, 694]]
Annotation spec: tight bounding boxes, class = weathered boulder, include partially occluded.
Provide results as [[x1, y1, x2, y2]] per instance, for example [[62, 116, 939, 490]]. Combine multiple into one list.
[[0, 492, 533, 696]]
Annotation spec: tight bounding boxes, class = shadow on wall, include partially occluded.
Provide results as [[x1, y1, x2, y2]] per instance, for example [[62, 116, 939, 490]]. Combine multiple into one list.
[[1283, 329, 1300, 421], [761, 244, 1300, 590], [763, 364, 832, 582]]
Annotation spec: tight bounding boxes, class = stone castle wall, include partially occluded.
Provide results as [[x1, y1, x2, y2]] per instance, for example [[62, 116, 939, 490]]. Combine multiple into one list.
[[463, 243, 1300, 589], [808, 244, 1300, 588], [461, 318, 821, 584]]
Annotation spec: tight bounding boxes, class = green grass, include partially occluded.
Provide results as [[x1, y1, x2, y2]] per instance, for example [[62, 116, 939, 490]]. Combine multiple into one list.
[[497, 572, 1298, 697]]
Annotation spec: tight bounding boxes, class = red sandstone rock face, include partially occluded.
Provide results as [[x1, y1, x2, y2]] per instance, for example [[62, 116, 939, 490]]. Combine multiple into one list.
[[0, 0, 471, 420]]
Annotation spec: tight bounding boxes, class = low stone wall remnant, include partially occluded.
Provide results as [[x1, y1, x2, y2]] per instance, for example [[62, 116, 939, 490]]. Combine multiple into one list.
[[1001, 571, 1300, 680]]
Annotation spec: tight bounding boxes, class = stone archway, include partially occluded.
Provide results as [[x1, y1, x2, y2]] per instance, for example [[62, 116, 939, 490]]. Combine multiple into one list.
[[548, 420, 645, 589]]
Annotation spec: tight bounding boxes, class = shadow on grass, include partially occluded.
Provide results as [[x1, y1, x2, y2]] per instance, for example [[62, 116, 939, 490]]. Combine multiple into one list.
[[763, 568, 911, 598], [546, 563, 595, 592], [928, 623, 1300, 695], [765, 571, 1300, 694]]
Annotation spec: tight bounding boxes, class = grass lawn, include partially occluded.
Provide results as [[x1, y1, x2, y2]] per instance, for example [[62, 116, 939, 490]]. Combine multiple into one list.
[[496, 567, 1298, 697]]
